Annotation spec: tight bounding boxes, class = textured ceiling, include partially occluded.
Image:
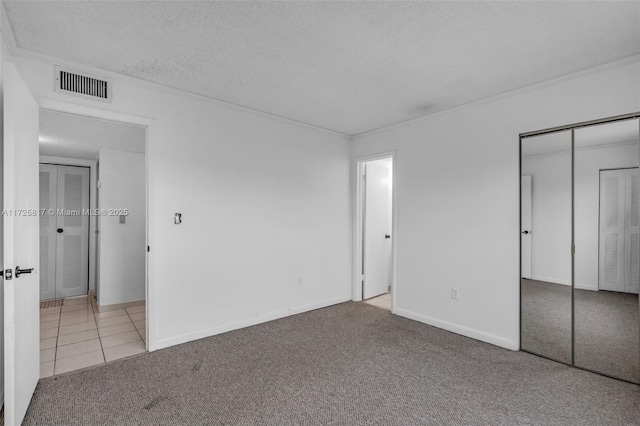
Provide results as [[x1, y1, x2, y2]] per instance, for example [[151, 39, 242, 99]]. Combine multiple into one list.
[[5, 1, 640, 135], [39, 110, 145, 161]]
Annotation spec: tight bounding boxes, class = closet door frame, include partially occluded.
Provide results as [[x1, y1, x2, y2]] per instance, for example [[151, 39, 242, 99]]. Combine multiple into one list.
[[39, 164, 58, 300], [40, 157, 98, 300], [519, 111, 640, 385], [54, 165, 90, 299]]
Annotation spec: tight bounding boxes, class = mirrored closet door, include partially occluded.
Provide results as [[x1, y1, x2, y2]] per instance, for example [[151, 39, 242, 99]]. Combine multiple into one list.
[[520, 114, 640, 384]]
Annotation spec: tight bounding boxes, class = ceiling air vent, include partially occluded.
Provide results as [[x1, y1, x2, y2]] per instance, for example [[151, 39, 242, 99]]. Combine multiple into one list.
[[54, 66, 112, 102]]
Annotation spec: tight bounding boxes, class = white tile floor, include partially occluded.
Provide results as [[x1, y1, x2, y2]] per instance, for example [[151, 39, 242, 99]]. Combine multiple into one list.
[[364, 292, 391, 310], [39, 296, 146, 378]]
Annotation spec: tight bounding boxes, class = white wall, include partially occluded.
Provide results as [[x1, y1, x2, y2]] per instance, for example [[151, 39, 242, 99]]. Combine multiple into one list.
[[523, 142, 640, 290], [10, 51, 351, 350], [522, 148, 572, 286], [97, 148, 145, 306], [351, 58, 640, 350]]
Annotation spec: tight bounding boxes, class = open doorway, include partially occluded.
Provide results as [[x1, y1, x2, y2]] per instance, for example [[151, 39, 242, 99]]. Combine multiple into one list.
[[38, 110, 147, 377], [355, 154, 395, 311]]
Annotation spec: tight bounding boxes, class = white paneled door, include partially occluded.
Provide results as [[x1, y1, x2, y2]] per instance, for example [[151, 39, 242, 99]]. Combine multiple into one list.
[[363, 161, 392, 299], [39, 164, 90, 300], [521, 175, 532, 279], [3, 63, 40, 426], [599, 168, 640, 294]]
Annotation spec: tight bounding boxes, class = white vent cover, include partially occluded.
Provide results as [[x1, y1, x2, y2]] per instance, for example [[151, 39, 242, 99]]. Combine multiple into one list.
[[54, 66, 112, 102]]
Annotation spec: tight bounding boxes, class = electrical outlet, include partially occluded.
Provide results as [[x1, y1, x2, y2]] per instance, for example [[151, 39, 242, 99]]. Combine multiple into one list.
[[451, 288, 460, 300]]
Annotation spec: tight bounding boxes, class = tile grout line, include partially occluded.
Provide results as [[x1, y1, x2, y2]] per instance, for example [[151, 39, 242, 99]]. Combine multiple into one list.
[[91, 296, 108, 364], [52, 302, 63, 376], [125, 307, 146, 346]]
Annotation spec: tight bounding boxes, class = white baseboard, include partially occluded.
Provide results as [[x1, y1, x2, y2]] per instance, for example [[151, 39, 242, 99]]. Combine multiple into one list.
[[530, 275, 571, 286], [394, 308, 519, 351], [156, 295, 352, 350], [97, 299, 145, 313], [529, 275, 598, 291], [575, 284, 598, 291]]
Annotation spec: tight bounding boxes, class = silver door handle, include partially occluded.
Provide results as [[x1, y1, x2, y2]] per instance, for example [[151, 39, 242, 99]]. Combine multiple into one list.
[[15, 266, 34, 278]]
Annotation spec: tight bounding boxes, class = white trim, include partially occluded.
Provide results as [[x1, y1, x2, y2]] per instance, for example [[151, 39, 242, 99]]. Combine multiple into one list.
[[10, 47, 349, 138], [39, 155, 97, 296], [529, 275, 598, 291], [523, 140, 640, 159], [352, 151, 397, 313], [155, 295, 351, 350], [33, 99, 156, 352], [577, 285, 598, 291], [38, 98, 154, 127], [395, 308, 520, 351], [353, 54, 640, 139], [530, 275, 571, 286]]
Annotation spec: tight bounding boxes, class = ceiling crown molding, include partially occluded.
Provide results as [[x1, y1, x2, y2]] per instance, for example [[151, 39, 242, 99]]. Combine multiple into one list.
[[0, 2, 17, 52]]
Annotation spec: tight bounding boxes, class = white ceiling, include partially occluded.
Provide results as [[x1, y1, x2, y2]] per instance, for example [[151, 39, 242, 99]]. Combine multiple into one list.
[[522, 119, 639, 157], [39, 110, 145, 161], [5, 1, 640, 136]]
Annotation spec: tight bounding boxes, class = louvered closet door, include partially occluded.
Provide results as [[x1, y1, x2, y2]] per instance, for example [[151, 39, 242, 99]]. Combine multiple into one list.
[[625, 169, 640, 294], [599, 170, 626, 292], [39, 164, 58, 300], [54, 166, 90, 298]]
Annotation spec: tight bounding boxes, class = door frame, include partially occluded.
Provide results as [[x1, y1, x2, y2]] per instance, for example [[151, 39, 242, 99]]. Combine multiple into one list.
[[39, 157, 96, 299], [37, 98, 156, 351], [352, 151, 396, 312], [519, 111, 640, 384]]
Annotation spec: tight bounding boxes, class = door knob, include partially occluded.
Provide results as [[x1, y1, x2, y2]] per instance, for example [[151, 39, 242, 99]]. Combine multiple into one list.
[[522, 230, 529, 235], [385, 234, 391, 239], [15, 266, 34, 278], [57, 228, 63, 233]]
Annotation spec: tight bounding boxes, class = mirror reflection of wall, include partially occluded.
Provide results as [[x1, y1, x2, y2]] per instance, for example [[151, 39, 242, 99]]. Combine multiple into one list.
[[574, 119, 639, 383], [520, 115, 640, 384], [521, 130, 572, 364]]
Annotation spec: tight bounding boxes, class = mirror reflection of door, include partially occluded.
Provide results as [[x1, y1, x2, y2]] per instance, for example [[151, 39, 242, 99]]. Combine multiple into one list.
[[521, 175, 532, 279], [574, 119, 640, 383], [598, 168, 639, 294], [520, 130, 572, 364]]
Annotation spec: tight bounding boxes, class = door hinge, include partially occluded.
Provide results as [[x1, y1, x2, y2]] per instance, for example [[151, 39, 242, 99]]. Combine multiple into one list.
[[97, 180, 102, 188], [147, 245, 150, 252], [3, 269, 12, 280], [571, 244, 575, 255]]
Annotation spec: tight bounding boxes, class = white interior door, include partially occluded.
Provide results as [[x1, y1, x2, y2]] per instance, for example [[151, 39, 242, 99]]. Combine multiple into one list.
[[39, 164, 57, 300], [55, 165, 90, 298], [599, 169, 626, 292], [3, 63, 40, 426], [521, 175, 532, 279], [363, 161, 392, 299], [625, 169, 639, 294]]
